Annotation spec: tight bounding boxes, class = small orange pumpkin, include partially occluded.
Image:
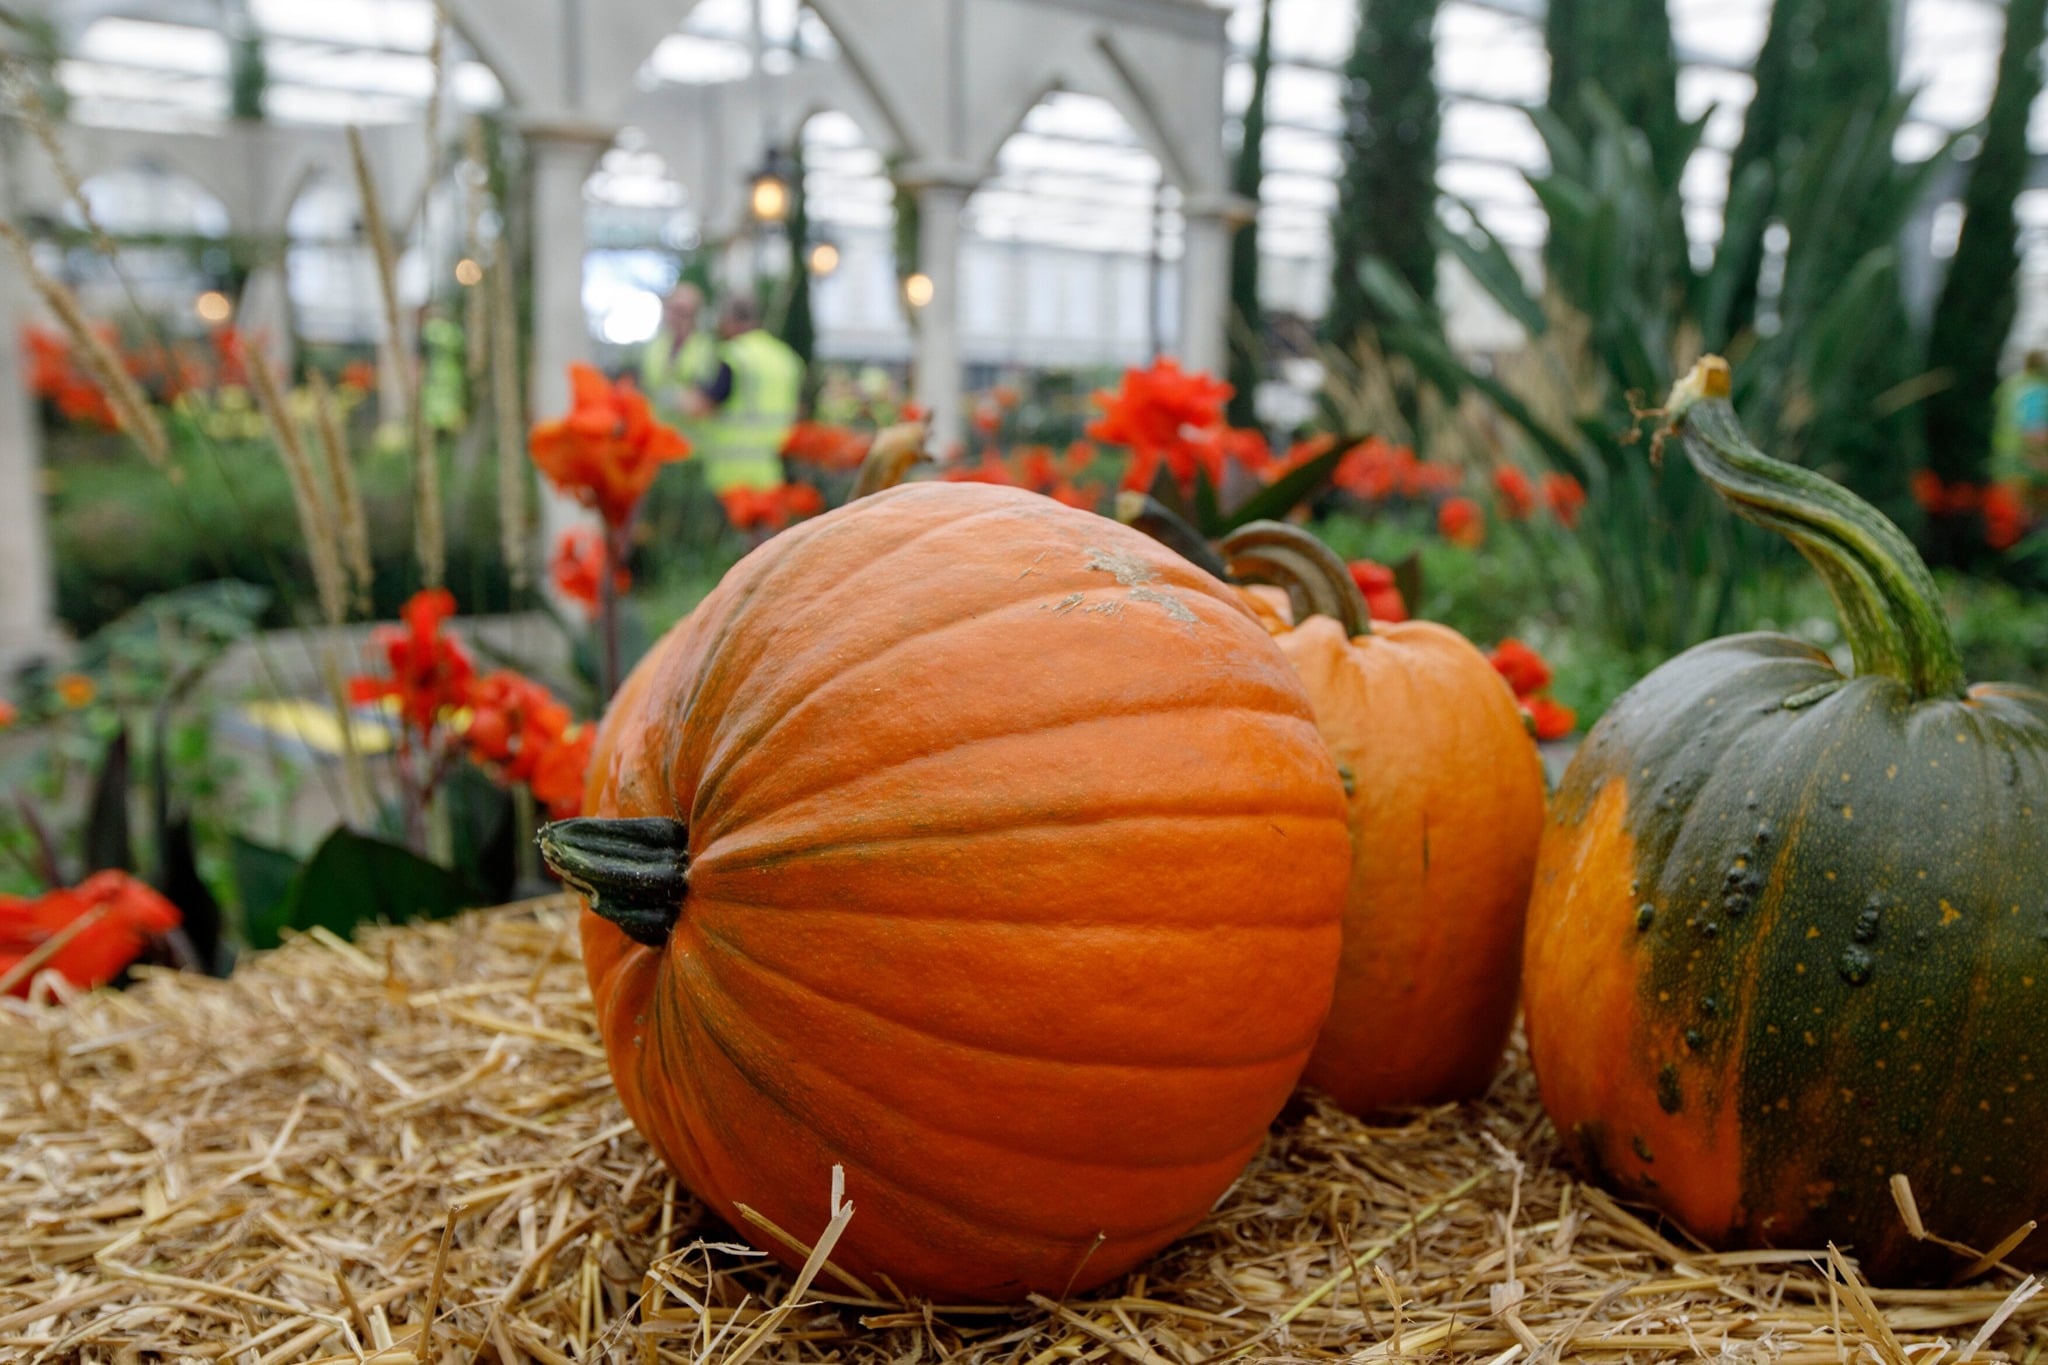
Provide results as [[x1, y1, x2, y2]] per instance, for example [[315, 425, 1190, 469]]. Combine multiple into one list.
[[1216, 522, 1548, 1114], [544, 482, 1352, 1301]]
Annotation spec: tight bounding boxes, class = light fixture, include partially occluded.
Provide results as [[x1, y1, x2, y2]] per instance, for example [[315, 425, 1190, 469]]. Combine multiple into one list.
[[747, 146, 796, 224], [903, 272, 934, 309], [454, 257, 483, 286], [806, 240, 840, 277], [195, 290, 232, 324]]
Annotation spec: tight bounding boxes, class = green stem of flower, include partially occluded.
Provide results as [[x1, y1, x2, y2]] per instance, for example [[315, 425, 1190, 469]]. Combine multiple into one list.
[[1666, 358, 1966, 701], [1216, 521, 1374, 638]]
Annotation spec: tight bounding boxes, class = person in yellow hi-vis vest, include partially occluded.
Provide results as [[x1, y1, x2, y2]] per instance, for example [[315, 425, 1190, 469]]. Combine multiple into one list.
[[639, 283, 720, 435], [683, 296, 805, 493]]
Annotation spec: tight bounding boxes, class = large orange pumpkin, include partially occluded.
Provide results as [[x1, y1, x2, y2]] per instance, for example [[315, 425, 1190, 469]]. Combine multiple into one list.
[[1215, 523, 1547, 1114], [544, 482, 1352, 1302]]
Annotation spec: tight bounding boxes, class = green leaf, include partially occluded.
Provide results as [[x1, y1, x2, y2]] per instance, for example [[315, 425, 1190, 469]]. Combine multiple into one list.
[[273, 829, 470, 945], [233, 836, 303, 952], [1221, 443, 1347, 532], [1190, 468, 1224, 537], [84, 726, 132, 876], [1434, 206, 1547, 337]]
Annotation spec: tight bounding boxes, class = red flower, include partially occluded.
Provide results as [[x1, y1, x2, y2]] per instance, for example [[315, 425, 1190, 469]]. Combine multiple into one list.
[[0, 699, 15, 730], [719, 481, 827, 534], [1332, 437, 1421, 501], [1489, 639, 1553, 698], [530, 364, 691, 529], [1542, 472, 1587, 529], [1910, 469, 1947, 515], [942, 454, 1019, 488], [340, 359, 377, 392], [1348, 560, 1409, 624], [349, 588, 475, 743], [1523, 695, 1577, 742], [550, 528, 629, 616], [992, 384, 1021, 410], [1984, 482, 2030, 551], [529, 725, 594, 819], [1438, 496, 1486, 547], [781, 421, 871, 471], [1494, 466, 1536, 520], [972, 402, 1002, 437], [463, 670, 573, 783], [1, 871, 181, 999], [1088, 358, 1235, 495]]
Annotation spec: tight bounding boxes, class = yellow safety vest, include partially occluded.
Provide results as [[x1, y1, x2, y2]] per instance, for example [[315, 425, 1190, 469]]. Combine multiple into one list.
[[700, 329, 804, 493], [639, 328, 720, 434]]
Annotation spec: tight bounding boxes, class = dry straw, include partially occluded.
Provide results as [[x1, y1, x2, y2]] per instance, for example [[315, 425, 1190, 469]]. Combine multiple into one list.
[[5, 901, 2045, 1363]]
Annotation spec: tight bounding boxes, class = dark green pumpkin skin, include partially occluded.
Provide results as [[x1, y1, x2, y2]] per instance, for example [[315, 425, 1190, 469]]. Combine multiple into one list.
[[1526, 630, 2048, 1282]]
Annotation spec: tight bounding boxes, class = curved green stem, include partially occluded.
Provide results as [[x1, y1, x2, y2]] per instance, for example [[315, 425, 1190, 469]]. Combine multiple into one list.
[[1113, 492, 1233, 581], [537, 816, 691, 947], [1217, 521, 1374, 638], [1666, 358, 1966, 701]]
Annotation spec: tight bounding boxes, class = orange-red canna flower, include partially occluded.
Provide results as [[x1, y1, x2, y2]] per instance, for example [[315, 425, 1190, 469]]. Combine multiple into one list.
[[1088, 358, 1235, 495], [781, 421, 872, 471], [339, 358, 377, 392], [1542, 471, 1587, 529], [1, 870, 181, 999], [54, 674, 96, 709], [0, 699, 15, 730], [1494, 466, 1536, 520], [1488, 639, 1553, 698], [529, 724, 595, 820], [550, 528, 630, 616], [1984, 482, 2030, 551], [530, 364, 691, 529], [1438, 495, 1485, 547], [349, 588, 475, 742], [463, 670, 573, 785], [719, 481, 827, 534], [1523, 694, 1577, 742], [1347, 560, 1409, 624]]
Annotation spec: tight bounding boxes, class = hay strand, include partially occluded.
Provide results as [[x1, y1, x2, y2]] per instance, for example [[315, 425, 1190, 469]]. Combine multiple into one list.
[[5, 903, 2045, 1362]]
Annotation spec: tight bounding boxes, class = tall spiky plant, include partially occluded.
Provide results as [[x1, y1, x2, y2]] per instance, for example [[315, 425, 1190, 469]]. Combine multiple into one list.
[[1226, 0, 1274, 429], [1325, 0, 1439, 354], [1544, 0, 1687, 191], [1922, 0, 2048, 485]]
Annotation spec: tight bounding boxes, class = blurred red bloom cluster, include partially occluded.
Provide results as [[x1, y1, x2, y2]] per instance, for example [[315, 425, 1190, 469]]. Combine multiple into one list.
[[1493, 466, 1587, 529], [1347, 560, 1409, 623], [720, 482, 827, 534], [348, 588, 592, 818], [1488, 639, 1576, 741], [943, 442, 1102, 510], [1, 870, 180, 999], [1911, 471, 2034, 551], [24, 324, 294, 429], [530, 364, 691, 529], [781, 420, 873, 472], [550, 528, 632, 615]]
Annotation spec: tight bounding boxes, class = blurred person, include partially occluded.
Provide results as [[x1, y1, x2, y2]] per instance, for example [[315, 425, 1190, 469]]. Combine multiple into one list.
[[685, 295, 805, 494], [639, 282, 719, 430], [1991, 349, 2048, 515]]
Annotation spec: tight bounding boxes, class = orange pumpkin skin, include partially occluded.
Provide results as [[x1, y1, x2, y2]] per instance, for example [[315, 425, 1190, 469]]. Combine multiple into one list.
[[578, 482, 1351, 1302], [1279, 615, 1547, 1113]]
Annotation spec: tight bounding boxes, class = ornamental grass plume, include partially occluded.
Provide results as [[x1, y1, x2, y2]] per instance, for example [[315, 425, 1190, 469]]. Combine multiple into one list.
[[246, 347, 350, 628], [0, 219, 169, 466]]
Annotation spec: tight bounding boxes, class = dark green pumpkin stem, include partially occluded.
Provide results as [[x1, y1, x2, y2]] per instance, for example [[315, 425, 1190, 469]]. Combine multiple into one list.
[[537, 817, 691, 948], [1112, 492, 1233, 581], [1217, 521, 1374, 638], [1667, 358, 1966, 701]]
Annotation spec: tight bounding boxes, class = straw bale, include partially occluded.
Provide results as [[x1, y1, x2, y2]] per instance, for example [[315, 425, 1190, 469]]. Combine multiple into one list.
[[4, 900, 2043, 1363]]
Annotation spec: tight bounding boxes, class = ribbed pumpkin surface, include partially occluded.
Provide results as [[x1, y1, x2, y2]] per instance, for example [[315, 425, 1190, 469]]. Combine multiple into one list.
[[579, 482, 1351, 1301], [1280, 616, 1546, 1114]]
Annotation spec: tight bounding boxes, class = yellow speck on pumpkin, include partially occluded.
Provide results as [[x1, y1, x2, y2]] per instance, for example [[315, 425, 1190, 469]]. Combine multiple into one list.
[[1941, 900, 1962, 926]]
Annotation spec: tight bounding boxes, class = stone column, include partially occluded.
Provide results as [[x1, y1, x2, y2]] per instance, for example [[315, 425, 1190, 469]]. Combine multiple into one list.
[[903, 172, 975, 458], [522, 121, 613, 577], [0, 143, 57, 675], [1178, 192, 1251, 377]]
